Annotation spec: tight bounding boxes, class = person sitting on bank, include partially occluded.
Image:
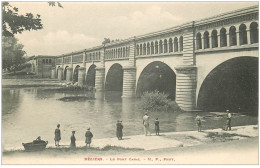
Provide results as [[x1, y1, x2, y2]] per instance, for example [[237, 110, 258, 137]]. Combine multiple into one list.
[[195, 113, 202, 132], [154, 118, 160, 136], [85, 128, 93, 148], [116, 120, 123, 140], [70, 131, 76, 148], [54, 124, 61, 147], [225, 110, 232, 131]]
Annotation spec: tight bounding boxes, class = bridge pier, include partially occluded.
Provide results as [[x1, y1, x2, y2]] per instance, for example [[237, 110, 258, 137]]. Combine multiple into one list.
[[175, 66, 197, 111], [57, 67, 63, 81], [51, 67, 56, 79], [78, 67, 86, 87], [122, 66, 136, 98], [95, 67, 105, 91], [66, 67, 73, 82]]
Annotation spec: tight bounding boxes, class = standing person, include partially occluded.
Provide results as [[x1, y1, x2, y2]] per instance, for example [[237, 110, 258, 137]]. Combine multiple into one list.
[[85, 128, 93, 148], [225, 110, 232, 131], [154, 118, 160, 136], [116, 120, 123, 140], [195, 113, 202, 132], [70, 131, 76, 149], [54, 124, 61, 147], [143, 113, 151, 136]]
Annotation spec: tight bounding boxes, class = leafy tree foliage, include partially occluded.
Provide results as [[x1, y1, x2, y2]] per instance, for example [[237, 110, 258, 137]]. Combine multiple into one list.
[[2, 36, 26, 71], [2, 2, 43, 37], [48, 2, 63, 8]]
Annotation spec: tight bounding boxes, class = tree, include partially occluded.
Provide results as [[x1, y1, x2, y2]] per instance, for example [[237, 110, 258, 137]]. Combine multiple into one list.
[[2, 2, 43, 37], [2, 36, 26, 72], [48, 2, 63, 8], [102, 38, 110, 46], [2, 2, 63, 37]]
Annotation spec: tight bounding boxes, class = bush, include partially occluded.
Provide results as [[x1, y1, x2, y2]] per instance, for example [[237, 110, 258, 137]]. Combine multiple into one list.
[[139, 90, 182, 112]]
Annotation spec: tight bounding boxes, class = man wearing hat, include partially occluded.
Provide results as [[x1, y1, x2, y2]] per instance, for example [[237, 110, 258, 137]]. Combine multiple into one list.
[[54, 124, 61, 147], [70, 131, 76, 148], [225, 110, 232, 131], [85, 128, 93, 148], [116, 120, 123, 140]]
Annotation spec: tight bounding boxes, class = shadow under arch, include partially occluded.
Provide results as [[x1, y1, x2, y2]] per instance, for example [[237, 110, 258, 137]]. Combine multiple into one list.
[[56, 66, 60, 78], [136, 61, 176, 100], [64, 66, 69, 80], [73, 65, 80, 82], [86, 64, 96, 87], [197, 56, 258, 114], [105, 63, 123, 92]]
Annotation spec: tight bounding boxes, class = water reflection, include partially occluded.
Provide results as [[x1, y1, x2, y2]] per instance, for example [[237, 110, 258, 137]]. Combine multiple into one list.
[[2, 87, 258, 150]]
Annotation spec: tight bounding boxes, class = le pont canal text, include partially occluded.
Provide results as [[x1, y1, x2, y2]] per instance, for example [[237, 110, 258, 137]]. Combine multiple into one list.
[[84, 157, 175, 162]]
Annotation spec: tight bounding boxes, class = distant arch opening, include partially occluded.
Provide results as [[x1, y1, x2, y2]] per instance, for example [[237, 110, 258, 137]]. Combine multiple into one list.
[[220, 28, 227, 47], [211, 30, 218, 48], [105, 63, 123, 92], [197, 57, 258, 114], [86, 64, 96, 87], [250, 22, 258, 44], [196, 33, 202, 50], [73, 65, 80, 82], [64, 66, 69, 80], [229, 26, 237, 46], [136, 61, 176, 100], [239, 24, 247, 45], [204, 31, 210, 49]]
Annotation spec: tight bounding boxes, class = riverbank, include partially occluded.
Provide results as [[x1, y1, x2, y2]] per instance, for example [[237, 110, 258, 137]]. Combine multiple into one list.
[[2, 78, 61, 88], [3, 125, 258, 164]]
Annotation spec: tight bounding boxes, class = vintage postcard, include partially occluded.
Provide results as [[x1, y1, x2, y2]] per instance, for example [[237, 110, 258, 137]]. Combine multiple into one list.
[[1, 1, 258, 165]]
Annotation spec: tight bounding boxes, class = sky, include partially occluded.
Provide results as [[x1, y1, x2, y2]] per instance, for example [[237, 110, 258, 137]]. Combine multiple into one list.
[[10, 1, 258, 56]]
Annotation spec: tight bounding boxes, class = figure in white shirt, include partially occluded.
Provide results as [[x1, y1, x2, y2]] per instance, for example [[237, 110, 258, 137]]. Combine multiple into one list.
[[143, 113, 151, 136]]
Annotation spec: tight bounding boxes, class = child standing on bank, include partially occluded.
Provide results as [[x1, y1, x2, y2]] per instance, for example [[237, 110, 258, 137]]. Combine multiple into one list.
[[195, 113, 202, 132], [154, 118, 160, 136], [70, 131, 76, 148]]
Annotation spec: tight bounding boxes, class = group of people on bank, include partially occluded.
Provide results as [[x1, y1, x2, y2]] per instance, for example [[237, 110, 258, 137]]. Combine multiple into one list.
[[54, 124, 93, 148], [54, 110, 232, 148], [195, 110, 232, 132]]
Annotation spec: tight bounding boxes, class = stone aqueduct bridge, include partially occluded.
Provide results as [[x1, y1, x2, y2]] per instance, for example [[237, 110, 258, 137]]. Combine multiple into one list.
[[54, 6, 258, 111]]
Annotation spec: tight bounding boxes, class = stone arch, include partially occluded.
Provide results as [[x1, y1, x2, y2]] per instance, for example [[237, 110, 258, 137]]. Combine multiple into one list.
[[56, 66, 60, 78], [164, 39, 168, 53], [151, 42, 154, 55], [229, 26, 237, 46], [159, 40, 163, 54], [204, 31, 210, 49], [174, 37, 178, 52], [250, 22, 258, 44], [169, 38, 173, 52], [139, 44, 143, 55], [211, 29, 218, 48], [179, 36, 183, 51], [105, 63, 123, 92], [239, 24, 247, 45], [136, 45, 139, 56], [147, 42, 150, 55], [64, 66, 69, 80], [86, 64, 96, 87], [197, 56, 258, 113], [220, 28, 227, 47], [143, 43, 146, 55], [136, 61, 176, 100], [196, 32, 202, 50], [73, 65, 80, 82]]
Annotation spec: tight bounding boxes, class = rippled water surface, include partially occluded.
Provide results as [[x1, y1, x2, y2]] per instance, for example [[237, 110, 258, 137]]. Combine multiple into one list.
[[2, 87, 258, 149]]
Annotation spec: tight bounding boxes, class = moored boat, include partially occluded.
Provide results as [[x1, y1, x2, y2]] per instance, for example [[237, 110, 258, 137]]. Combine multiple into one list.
[[22, 136, 48, 151]]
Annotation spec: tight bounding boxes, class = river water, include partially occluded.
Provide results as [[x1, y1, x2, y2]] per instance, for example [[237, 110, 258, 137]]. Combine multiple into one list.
[[2, 87, 258, 150]]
